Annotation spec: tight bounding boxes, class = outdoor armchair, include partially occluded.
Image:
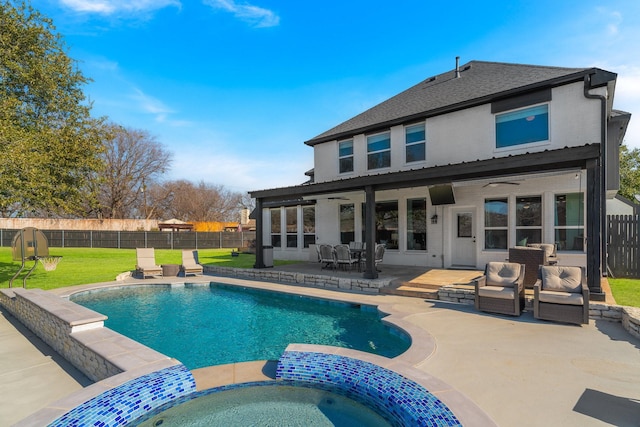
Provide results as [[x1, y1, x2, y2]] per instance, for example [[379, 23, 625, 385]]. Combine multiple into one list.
[[180, 249, 203, 276], [135, 248, 163, 278], [533, 265, 589, 325], [474, 261, 525, 316]]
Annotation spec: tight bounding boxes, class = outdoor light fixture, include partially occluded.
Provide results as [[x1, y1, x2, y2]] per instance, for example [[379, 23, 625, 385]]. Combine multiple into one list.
[[431, 214, 438, 224]]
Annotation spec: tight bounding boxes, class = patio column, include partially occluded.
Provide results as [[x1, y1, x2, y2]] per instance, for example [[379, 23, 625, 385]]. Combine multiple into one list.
[[586, 159, 604, 299], [363, 185, 378, 279], [253, 198, 266, 268]]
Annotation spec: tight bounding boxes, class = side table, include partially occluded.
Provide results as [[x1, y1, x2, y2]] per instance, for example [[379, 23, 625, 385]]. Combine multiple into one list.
[[161, 264, 180, 277]]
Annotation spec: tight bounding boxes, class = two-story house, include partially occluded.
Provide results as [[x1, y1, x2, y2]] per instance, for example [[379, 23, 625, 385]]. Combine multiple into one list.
[[249, 60, 631, 300]]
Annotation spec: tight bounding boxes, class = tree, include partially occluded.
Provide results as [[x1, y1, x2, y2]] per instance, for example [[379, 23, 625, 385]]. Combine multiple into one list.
[[618, 144, 640, 203], [147, 180, 244, 222], [97, 124, 172, 219], [0, 1, 105, 217]]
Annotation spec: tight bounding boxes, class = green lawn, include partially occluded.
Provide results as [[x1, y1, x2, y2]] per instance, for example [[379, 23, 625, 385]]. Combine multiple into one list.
[[0, 247, 298, 291], [608, 278, 640, 308]]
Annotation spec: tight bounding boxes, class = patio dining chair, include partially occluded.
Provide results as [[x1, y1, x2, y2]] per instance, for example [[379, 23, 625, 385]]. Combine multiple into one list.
[[319, 244, 336, 270], [360, 243, 385, 272], [335, 244, 359, 272]]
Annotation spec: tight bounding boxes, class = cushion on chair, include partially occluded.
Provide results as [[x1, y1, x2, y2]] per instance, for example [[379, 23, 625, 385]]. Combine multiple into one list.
[[537, 290, 584, 305], [527, 243, 555, 258], [485, 262, 522, 288], [540, 266, 582, 293], [477, 286, 515, 300]]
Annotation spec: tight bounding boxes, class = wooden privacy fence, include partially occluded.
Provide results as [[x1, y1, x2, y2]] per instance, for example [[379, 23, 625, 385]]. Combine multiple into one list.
[[0, 229, 256, 251], [607, 215, 639, 278]]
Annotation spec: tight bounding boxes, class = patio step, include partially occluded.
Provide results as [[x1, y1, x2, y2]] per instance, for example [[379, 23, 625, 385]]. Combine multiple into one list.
[[380, 285, 439, 299]]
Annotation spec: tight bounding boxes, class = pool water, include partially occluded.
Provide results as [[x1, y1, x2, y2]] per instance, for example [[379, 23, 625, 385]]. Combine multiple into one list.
[[72, 284, 410, 369], [133, 385, 392, 427]]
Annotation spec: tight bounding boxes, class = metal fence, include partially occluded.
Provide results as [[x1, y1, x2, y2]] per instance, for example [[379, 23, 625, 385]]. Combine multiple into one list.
[[607, 215, 639, 278], [0, 229, 256, 250]]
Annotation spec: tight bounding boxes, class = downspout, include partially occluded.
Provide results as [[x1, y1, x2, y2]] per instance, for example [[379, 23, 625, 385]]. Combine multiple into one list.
[[253, 198, 265, 268], [583, 74, 607, 299]]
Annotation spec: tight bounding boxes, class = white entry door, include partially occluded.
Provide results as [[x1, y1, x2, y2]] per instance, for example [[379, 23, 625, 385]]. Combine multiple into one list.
[[452, 209, 476, 267]]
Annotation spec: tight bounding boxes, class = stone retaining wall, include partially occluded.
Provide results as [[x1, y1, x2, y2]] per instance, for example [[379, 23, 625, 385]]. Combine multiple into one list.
[[204, 265, 388, 294], [0, 288, 171, 382], [437, 285, 640, 339]]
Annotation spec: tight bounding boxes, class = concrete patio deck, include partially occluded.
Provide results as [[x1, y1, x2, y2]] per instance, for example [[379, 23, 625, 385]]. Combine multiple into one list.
[[1, 267, 638, 426]]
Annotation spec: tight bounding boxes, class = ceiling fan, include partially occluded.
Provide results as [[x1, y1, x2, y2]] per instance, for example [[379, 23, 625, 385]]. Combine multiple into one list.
[[482, 181, 521, 188]]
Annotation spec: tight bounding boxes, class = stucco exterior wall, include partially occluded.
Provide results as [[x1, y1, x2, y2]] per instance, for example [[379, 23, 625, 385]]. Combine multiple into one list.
[[312, 82, 602, 184], [270, 170, 588, 269]]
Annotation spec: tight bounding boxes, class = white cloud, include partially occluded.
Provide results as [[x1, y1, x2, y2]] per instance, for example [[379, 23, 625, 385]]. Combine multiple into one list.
[[204, 0, 279, 28], [129, 88, 175, 123], [614, 66, 640, 150], [59, 0, 180, 14]]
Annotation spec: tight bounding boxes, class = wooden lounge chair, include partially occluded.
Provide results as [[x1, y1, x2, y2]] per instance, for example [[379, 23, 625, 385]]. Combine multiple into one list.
[[534, 265, 589, 325], [135, 248, 162, 278], [180, 249, 203, 276], [474, 261, 525, 316]]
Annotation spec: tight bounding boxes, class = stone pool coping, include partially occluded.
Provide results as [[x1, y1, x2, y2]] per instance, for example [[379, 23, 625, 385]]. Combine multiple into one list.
[[3, 275, 497, 426]]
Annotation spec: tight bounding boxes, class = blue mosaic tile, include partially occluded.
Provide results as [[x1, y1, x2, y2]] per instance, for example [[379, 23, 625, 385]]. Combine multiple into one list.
[[48, 364, 195, 427], [277, 351, 461, 427]]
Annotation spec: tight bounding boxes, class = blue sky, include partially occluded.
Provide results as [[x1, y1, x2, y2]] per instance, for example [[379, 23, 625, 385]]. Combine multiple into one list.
[[36, 0, 640, 193]]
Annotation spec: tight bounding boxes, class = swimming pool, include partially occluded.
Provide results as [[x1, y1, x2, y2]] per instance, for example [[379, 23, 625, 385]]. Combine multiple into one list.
[[71, 283, 410, 369]]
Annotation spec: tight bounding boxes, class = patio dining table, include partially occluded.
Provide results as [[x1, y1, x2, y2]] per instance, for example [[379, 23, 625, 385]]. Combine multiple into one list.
[[349, 248, 365, 272]]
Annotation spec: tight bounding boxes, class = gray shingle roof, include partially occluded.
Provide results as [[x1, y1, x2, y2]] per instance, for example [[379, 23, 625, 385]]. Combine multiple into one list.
[[305, 60, 597, 146]]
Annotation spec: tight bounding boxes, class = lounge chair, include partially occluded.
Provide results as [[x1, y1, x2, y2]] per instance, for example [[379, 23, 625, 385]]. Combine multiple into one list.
[[474, 261, 525, 316], [180, 249, 203, 276], [533, 265, 589, 325], [135, 248, 162, 278]]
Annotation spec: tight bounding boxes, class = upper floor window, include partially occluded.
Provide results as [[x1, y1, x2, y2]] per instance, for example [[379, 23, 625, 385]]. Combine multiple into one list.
[[338, 140, 353, 174], [496, 104, 549, 148], [367, 132, 391, 169], [405, 123, 425, 163]]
